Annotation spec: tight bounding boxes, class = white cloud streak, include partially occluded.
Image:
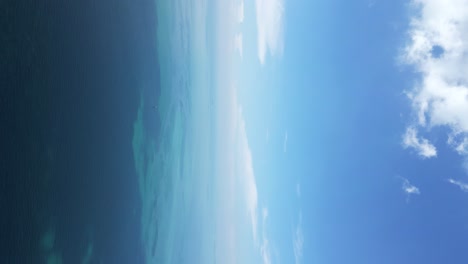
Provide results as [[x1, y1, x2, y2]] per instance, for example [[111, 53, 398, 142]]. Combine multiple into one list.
[[238, 1, 244, 23], [402, 177, 420, 195], [399, 176, 420, 203], [293, 211, 304, 264], [214, 83, 260, 263], [402, 127, 437, 158], [255, 0, 285, 64], [448, 178, 468, 192], [235, 33, 243, 58], [283, 131, 288, 153], [260, 208, 271, 264], [402, 0, 468, 166], [236, 105, 259, 242]]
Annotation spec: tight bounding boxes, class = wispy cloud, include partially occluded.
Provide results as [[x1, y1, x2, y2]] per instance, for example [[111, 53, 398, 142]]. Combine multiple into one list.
[[233, 0, 243, 59], [255, 0, 285, 64], [402, 127, 437, 158], [283, 131, 288, 153], [260, 208, 271, 264], [214, 84, 261, 263], [401, 0, 468, 168], [402, 177, 420, 195], [235, 33, 243, 58], [293, 211, 304, 264], [296, 183, 301, 197], [236, 105, 259, 241], [448, 178, 468, 192], [238, 1, 244, 23], [399, 176, 420, 202]]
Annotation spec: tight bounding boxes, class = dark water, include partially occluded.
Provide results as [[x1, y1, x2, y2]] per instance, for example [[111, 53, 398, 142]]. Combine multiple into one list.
[[1, 0, 160, 262]]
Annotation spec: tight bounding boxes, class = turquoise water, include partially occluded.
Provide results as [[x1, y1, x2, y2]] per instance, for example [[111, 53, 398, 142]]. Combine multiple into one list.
[[132, 0, 216, 262]]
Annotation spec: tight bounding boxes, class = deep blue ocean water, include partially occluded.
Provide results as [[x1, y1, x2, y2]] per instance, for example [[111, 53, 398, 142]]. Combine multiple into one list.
[[1, 0, 161, 262]]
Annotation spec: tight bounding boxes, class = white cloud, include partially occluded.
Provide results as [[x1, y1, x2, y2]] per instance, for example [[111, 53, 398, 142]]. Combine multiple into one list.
[[448, 133, 468, 155], [296, 183, 301, 197], [399, 176, 420, 203], [260, 208, 271, 264], [235, 33, 243, 58], [236, 106, 259, 241], [401, 177, 420, 195], [255, 0, 285, 64], [213, 82, 262, 263], [283, 131, 288, 153], [293, 211, 303, 264], [402, 0, 468, 166], [238, 1, 244, 23], [221, 85, 259, 242], [402, 127, 437, 158], [448, 178, 468, 192]]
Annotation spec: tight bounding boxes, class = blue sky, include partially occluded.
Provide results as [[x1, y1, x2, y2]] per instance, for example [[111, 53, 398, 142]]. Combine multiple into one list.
[[208, 0, 468, 263]]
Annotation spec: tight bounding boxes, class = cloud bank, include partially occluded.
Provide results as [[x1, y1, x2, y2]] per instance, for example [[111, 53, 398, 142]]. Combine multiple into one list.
[[401, 0, 468, 167], [255, 0, 285, 64]]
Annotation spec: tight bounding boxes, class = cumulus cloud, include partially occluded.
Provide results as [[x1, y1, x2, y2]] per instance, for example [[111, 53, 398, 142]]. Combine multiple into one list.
[[255, 0, 285, 64], [293, 211, 304, 264], [401, 0, 468, 166], [402, 127, 437, 158], [448, 178, 468, 192]]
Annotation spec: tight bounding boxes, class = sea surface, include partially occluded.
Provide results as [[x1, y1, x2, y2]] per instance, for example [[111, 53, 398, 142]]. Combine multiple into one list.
[[132, 0, 217, 263], [1, 0, 162, 262]]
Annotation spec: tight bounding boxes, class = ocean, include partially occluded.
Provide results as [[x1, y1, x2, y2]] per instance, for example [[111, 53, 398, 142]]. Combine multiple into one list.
[[132, 0, 217, 263], [1, 0, 219, 262], [2, 0, 158, 262]]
